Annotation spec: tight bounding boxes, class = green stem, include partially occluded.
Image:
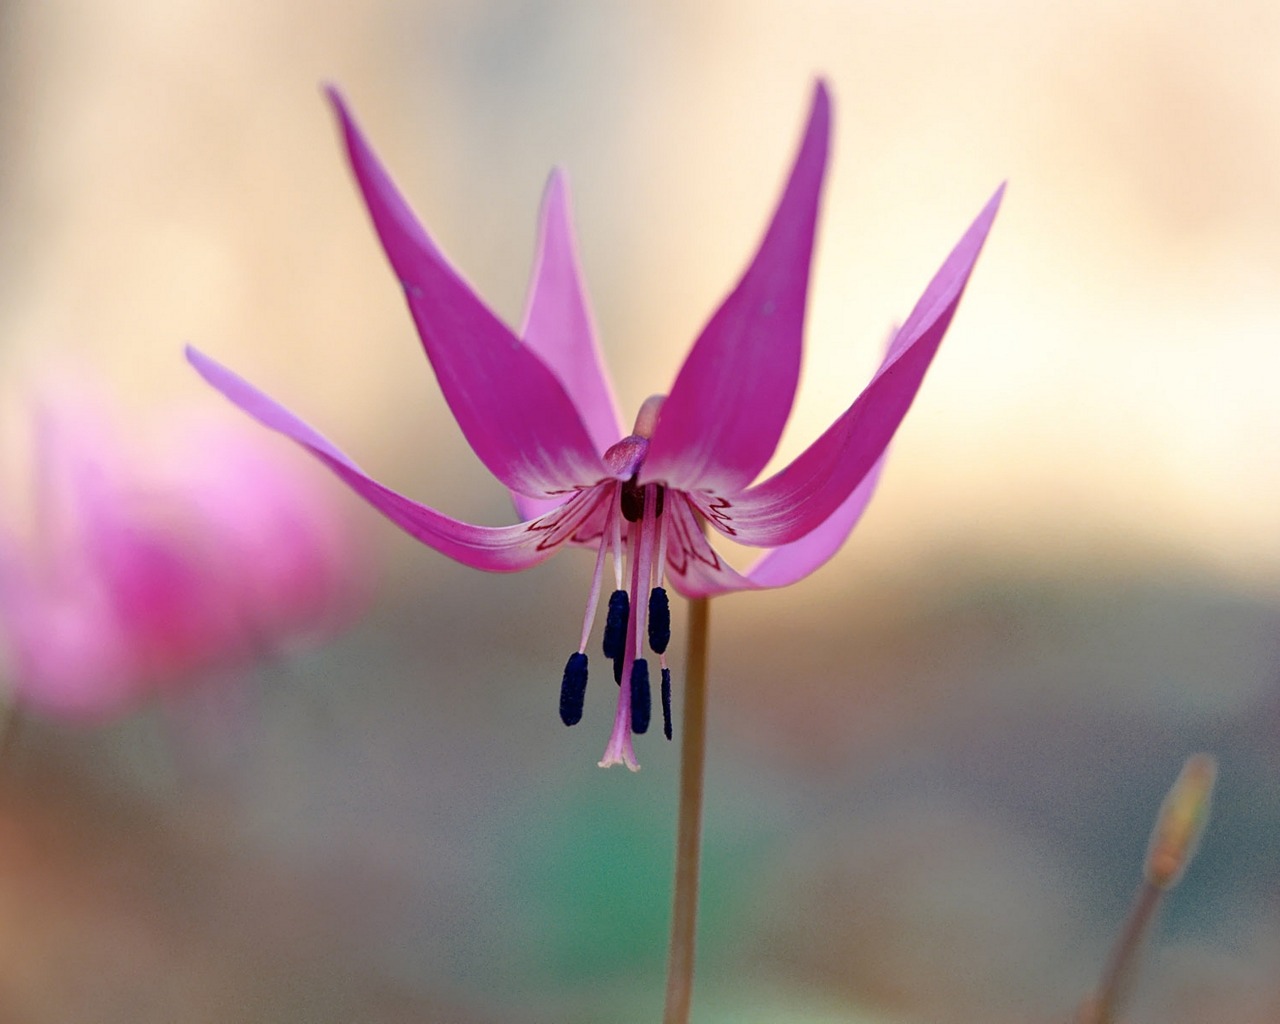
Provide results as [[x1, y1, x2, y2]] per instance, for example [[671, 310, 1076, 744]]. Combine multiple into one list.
[[662, 595, 710, 1024]]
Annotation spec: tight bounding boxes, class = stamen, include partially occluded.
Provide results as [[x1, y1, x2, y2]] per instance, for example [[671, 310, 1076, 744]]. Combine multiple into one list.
[[575, 494, 615, 653], [630, 659, 651, 734], [654, 502, 670, 585], [603, 589, 629, 683], [598, 471, 666, 770], [559, 652, 588, 726], [648, 587, 670, 654], [660, 665, 672, 740], [630, 484, 660, 666], [610, 503, 625, 590]]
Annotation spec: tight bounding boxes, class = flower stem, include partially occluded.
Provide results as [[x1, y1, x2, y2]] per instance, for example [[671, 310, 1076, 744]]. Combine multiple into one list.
[[0, 703, 21, 774], [662, 594, 710, 1024], [1075, 753, 1217, 1024], [1074, 881, 1162, 1024]]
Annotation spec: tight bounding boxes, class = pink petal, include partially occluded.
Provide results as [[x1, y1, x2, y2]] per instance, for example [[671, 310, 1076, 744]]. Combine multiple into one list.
[[717, 184, 1005, 546], [519, 170, 624, 456], [642, 80, 831, 494], [173, 419, 371, 643], [187, 347, 561, 573], [3, 592, 145, 722], [742, 455, 884, 588], [508, 171, 623, 521], [661, 495, 755, 599], [660, 461, 881, 598], [327, 88, 606, 499]]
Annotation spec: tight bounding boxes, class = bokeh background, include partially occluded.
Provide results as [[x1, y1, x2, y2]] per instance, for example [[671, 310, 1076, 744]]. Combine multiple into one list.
[[0, 1, 1277, 1021]]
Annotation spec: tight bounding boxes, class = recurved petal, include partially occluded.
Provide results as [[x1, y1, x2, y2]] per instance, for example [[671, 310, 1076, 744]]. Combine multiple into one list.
[[509, 490, 572, 522], [642, 81, 832, 494], [519, 170, 624, 456], [661, 495, 756, 599], [742, 455, 884, 588], [717, 184, 1004, 547], [186, 347, 561, 573], [662, 461, 881, 598], [328, 88, 606, 498]]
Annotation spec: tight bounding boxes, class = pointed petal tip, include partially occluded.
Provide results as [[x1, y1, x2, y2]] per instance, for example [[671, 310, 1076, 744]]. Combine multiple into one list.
[[321, 84, 354, 133], [184, 343, 217, 379], [805, 79, 832, 147], [321, 82, 348, 115], [545, 165, 569, 190], [322, 85, 365, 159], [538, 167, 570, 219], [978, 181, 1007, 224], [959, 182, 1007, 256], [185, 346, 251, 405], [811, 77, 833, 116]]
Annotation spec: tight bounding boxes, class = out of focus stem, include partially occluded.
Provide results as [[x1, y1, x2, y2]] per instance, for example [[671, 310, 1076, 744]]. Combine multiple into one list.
[[662, 594, 709, 1024], [0, 705, 20, 771], [1075, 881, 1162, 1024], [1075, 753, 1216, 1024]]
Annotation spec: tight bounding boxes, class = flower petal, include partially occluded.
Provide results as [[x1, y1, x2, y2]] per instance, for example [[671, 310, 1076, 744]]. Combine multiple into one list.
[[717, 184, 1004, 546], [186, 347, 559, 572], [327, 88, 606, 498], [742, 455, 884, 588], [507, 170, 624, 521], [661, 495, 754, 599], [520, 169, 624, 456], [642, 80, 831, 494], [660, 460, 880, 599]]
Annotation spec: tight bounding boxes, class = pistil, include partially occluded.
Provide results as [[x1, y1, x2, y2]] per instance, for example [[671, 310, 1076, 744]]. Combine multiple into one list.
[[587, 396, 676, 768]]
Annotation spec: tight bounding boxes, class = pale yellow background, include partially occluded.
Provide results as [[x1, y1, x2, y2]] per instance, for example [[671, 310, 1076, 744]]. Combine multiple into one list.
[[2, 1, 1275, 585]]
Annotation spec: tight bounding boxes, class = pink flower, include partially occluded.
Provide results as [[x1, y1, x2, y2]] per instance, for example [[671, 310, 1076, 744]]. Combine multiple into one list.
[[168, 417, 370, 648], [188, 80, 1001, 769], [0, 392, 368, 722]]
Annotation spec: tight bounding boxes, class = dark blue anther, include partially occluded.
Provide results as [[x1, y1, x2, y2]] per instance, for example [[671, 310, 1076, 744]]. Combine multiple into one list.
[[602, 590, 629, 660], [559, 652, 588, 726], [647, 587, 670, 654], [661, 667, 672, 741], [630, 659, 651, 734]]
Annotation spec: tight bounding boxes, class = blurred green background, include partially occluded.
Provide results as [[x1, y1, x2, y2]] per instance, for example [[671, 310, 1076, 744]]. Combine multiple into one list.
[[0, 1, 1277, 1022]]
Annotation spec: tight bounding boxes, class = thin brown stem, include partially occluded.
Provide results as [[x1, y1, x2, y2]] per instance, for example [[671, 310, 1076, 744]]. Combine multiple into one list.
[[662, 595, 710, 1024], [0, 703, 22, 773], [1076, 881, 1162, 1024], [1075, 754, 1216, 1024]]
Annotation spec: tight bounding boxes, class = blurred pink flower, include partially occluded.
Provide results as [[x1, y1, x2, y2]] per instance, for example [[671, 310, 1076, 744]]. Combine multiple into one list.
[[189, 80, 1001, 768], [0, 391, 369, 722]]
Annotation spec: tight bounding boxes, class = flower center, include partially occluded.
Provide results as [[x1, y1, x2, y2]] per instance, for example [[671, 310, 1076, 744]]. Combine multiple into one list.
[[620, 476, 664, 523], [556, 396, 675, 770]]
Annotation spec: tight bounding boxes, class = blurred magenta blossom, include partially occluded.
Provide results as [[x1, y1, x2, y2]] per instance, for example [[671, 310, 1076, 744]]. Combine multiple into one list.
[[189, 80, 1001, 768], [0, 387, 369, 722]]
